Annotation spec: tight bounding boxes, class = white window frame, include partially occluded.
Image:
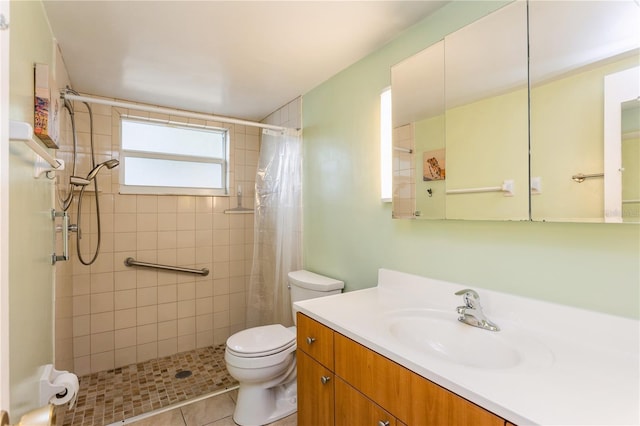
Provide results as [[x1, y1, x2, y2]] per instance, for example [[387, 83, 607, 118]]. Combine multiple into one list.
[[119, 115, 230, 196]]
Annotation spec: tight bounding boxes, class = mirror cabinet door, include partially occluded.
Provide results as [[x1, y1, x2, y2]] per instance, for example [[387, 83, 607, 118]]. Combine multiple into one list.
[[529, 1, 640, 222], [392, 41, 445, 219], [391, 0, 639, 223], [620, 97, 640, 222], [391, 1, 528, 221], [443, 1, 528, 220]]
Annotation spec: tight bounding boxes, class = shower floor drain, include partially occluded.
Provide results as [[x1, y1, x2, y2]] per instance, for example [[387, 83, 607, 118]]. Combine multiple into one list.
[[175, 370, 192, 379]]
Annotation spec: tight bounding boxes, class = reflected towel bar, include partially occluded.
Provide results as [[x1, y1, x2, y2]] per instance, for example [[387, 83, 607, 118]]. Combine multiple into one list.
[[446, 180, 514, 196], [124, 257, 209, 276], [571, 172, 603, 183], [394, 146, 413, 154]]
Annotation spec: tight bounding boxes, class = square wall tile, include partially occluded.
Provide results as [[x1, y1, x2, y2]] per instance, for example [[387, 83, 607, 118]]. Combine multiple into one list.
[[158, 302, 177, 322], [91, 351, 114, 373], [91, 272, 114, 294], [158, 285, 177, 304], [137, 323, 157, 345], [137, 287, 158, 307], [137, 195, 158, 213], [115, 289, 136, 310], [91, 331, 114, 354], [73, 315, 91, 337], [91, 312, 114, 334], [137, 306, 158, 326], [114, 308, 136, 330], [158, 338, 178, 358], [177, 317, 195, 336], [91, 292, 114, 313], [137, 342, 157, 363], [115, 346, 137, 368], [157, 196, 177, 213], [115, 327, 136, 349], [177, 300, 195, 319], [177, 283, 195, 301], [196, 331, 213, 348], [177, 334, 195, 353], [158, 320, 177, 340], [74, 335, 90, 357]]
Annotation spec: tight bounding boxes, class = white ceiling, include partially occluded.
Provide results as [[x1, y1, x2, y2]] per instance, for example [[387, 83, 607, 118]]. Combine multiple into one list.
[[43, 1, 448, 122]]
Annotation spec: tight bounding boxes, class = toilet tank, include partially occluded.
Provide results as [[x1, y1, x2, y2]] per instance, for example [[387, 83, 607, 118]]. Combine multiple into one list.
[[289, 270, 344, 324]]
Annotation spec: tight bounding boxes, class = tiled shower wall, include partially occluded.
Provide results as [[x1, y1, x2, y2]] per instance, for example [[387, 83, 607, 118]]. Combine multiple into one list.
[[392, 123, 415, 218], [54, 96, 301, 375]]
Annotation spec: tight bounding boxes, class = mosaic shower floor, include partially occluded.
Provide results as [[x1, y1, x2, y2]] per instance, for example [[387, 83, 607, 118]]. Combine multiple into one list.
[[54, 344, 237, 426]]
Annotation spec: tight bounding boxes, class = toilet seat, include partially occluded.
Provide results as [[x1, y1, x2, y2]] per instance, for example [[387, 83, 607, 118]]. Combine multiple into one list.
[[226, 324, 296, 358]]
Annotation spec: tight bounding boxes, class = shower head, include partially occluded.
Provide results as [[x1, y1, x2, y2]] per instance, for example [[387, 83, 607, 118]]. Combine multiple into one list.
[[70, 159, 120, 187]]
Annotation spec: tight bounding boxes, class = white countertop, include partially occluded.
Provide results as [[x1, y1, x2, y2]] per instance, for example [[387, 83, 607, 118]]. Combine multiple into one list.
[[294, 269, 640, 425]]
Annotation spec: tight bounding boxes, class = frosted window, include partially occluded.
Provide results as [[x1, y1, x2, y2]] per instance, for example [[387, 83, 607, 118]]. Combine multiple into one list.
[[124, 157, 222, 188], [120, 117, 228, 195], [122, 119, 224, 158]]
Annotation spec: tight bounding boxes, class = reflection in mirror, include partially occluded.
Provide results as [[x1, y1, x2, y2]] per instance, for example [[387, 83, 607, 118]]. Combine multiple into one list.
[[604, 66, 640, 223], [621, 100, 640, 222], [529, 0, 640, 222], [392, 41, 445, 219], [444, 1, 528, 220]]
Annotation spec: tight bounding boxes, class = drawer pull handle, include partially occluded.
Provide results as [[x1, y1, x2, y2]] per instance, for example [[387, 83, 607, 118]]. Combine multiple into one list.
[[306, 337, 316, 345], [320, 376, 331, 385], [378, 421, 390, 426]]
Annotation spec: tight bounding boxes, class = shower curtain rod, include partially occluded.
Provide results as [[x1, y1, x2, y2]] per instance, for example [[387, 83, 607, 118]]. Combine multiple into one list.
[[61, 93, 290, 132]]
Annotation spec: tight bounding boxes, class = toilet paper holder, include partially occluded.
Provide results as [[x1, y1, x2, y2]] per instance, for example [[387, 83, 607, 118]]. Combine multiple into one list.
[[38, 364, 77, 407]]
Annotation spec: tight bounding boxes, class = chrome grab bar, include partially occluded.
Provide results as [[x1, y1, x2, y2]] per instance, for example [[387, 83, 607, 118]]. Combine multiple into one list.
[[51, 209, 69, 264], [124, 257, 209, 276]]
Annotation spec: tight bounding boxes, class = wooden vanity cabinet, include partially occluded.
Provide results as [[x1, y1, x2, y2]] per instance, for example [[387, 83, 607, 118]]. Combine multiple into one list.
[[297, 313, 511, 426], [335, 376, 406, 426], [409, 373, 504, 426], [334, 333, 411, 422], [297, 311, 335, 369], [297, 350, 334, 426]]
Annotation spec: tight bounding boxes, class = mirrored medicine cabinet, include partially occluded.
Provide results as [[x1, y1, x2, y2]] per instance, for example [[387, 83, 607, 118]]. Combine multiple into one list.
[[391, 0, 640, 223]]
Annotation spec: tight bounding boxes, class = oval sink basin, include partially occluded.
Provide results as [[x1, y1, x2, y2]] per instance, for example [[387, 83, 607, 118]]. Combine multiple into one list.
[[384, 309, 553, 370]]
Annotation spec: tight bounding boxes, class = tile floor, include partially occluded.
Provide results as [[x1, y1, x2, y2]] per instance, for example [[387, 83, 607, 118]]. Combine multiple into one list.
[[55, 344, 238, 426], [127, 390, 297, 426]]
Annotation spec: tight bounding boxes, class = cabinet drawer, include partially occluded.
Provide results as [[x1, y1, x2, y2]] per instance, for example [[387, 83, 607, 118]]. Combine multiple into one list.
[[409, 373, 505, 426], [334, 333, 411, 423], [297, 350, 334, 426], [336, 376, 398, 426], [297, 313, 335, 369]]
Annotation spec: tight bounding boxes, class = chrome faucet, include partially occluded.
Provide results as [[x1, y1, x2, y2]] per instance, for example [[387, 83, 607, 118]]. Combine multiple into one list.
[[455, 289, 500, 332]]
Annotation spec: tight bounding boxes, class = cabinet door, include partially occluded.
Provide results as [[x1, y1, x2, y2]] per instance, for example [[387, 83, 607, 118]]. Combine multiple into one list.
[[409, 374, 504, 426], [334, 333, 411, 423], [297, 313, 335, 369], [297, 350, 335, 426], [335, 377, 397, 426]]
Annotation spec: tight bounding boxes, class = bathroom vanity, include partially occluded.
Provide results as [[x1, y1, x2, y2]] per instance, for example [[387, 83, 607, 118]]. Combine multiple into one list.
[[297, 313, 507, 426], [294, 269, 639, 425]]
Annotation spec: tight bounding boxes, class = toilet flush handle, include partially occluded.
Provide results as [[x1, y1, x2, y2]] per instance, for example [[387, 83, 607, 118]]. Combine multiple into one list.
[[306, 337, 316, 345]]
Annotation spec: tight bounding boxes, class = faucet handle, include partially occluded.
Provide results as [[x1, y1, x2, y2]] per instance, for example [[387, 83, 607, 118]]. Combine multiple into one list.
[[455, 289, 480, 308]]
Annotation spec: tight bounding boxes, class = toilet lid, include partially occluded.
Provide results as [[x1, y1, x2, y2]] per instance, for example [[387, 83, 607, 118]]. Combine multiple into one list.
[[226, 324, 296, 357]]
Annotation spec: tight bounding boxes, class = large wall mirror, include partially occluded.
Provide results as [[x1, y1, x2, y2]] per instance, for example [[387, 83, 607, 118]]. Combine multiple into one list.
[[392, 1, 528, 220], [392, 0, 640, 223], [529, 1, 640, 223]]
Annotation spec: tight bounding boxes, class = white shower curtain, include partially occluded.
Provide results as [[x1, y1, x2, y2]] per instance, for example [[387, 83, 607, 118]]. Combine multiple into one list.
[[246, 128, 302, 328]]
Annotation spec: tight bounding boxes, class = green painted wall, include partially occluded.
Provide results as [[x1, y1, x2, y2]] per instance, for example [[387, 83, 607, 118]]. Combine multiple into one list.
[[9, 0, 56, 419], [531, 56, 639, 222], [302, 1, 639, 319]]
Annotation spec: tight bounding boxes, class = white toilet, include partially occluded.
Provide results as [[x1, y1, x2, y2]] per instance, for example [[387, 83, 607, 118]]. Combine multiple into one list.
[[225, 270, 344, 426]]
